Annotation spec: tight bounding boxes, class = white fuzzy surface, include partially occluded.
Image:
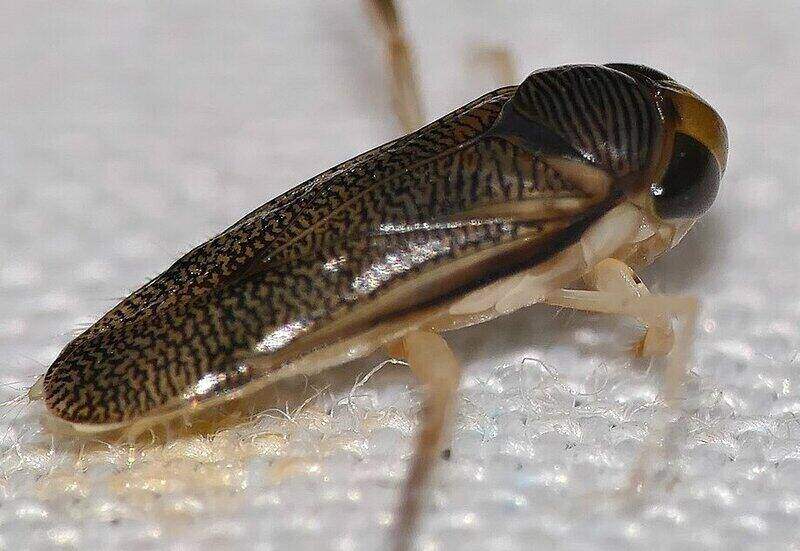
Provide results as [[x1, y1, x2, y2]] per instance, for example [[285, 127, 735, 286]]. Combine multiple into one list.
[[2, 1, 799, 549]]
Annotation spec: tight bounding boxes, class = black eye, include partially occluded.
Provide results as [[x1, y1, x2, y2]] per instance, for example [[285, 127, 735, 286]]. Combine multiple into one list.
[[652, 132, 720, 219]]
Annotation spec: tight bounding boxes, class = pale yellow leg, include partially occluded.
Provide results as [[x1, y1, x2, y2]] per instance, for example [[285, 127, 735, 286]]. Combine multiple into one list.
[[541, 265, 698, 493], [542, 283, 697, 405], [470, 45, 517, 86], [387, 330, 461, 551], [364, 0, 425, 132], [582, 258, 674, 357]]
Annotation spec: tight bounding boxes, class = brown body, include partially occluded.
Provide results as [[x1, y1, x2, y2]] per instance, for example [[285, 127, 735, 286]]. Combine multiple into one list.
[[42, 64, 727, 437]]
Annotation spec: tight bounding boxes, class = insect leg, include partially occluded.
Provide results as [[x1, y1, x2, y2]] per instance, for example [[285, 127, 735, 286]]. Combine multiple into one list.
[[470, 45, 517, 86], [582, 258, 674, 357], [541, 284, 698, 493], [363, 0, 425, 132], [387, 330, 462, 551], [541, 288, 697, 404]]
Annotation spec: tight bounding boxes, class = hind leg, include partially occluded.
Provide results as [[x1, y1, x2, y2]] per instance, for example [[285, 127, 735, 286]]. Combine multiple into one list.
[[363, 0, 424, 132], [387, 330, 462, 551]]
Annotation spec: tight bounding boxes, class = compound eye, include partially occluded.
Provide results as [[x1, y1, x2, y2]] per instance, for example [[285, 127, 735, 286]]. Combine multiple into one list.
[[652, 132, 721, 219]]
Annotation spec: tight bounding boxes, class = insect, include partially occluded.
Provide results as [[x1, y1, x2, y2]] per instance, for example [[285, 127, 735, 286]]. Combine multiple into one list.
[[35, 63, 727, 550]]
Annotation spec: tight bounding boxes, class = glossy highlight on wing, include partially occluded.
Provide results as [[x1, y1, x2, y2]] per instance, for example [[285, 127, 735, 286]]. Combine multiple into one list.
[[46, 87, 541, 423], [58, 87, 517, 353]]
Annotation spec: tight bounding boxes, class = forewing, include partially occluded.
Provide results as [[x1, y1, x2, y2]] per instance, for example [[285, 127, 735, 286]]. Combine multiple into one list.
[[45, 81, 619, 426], [63, 86, 517, 352]]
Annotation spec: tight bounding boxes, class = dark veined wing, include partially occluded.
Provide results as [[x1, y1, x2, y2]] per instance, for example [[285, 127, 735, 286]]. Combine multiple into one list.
[[46, 129, 601, 424], [44, 82, 615, 425], [61, 86, 518, 353]]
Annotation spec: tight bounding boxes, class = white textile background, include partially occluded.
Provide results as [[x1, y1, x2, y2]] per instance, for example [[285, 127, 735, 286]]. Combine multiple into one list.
[[1, 1, 799, 549]]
